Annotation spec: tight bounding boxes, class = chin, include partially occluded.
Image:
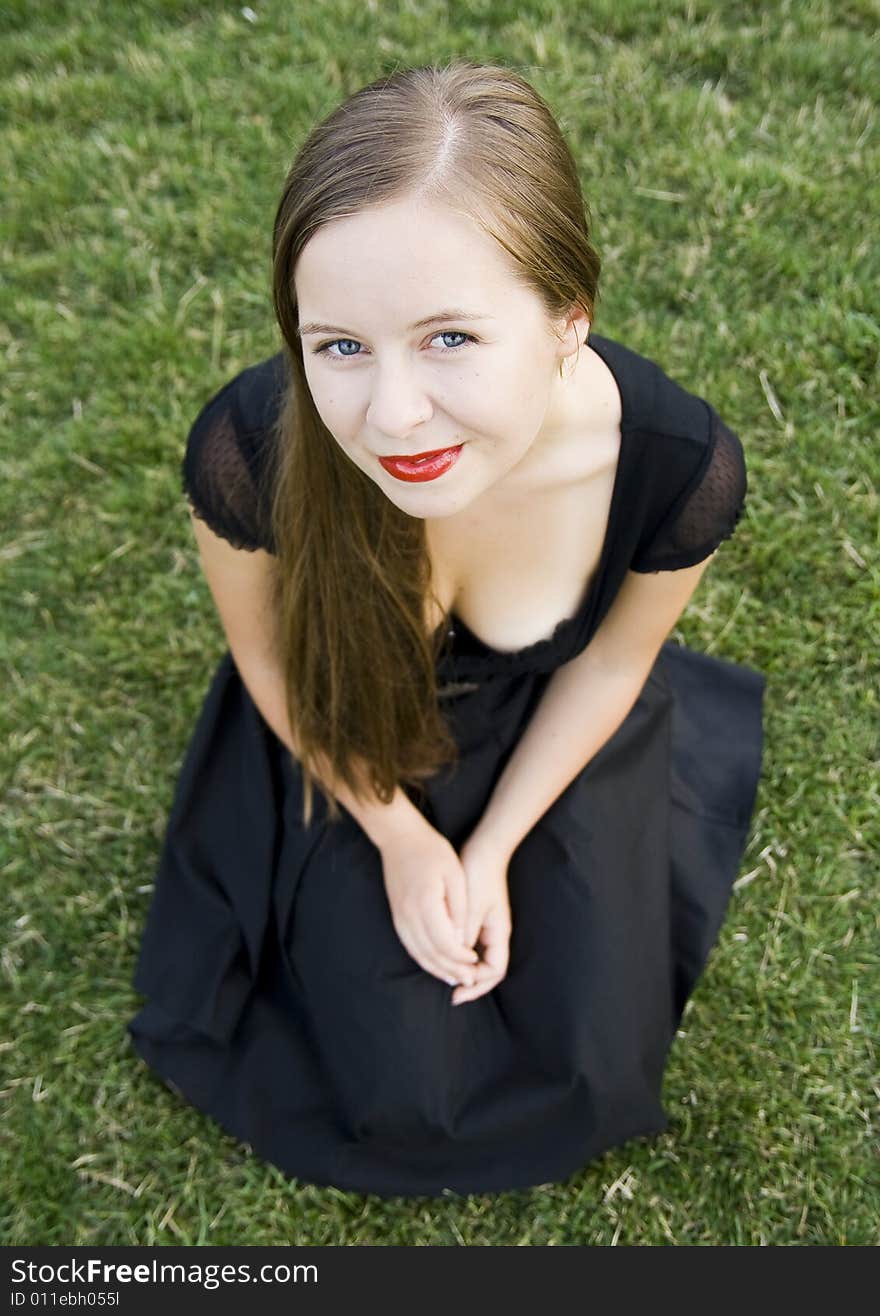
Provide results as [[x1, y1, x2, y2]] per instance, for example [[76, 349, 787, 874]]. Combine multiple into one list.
[[411, 489, 478, 521]]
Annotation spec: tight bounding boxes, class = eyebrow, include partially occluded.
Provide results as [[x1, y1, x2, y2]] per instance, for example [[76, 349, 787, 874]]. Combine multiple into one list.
[[296, 309, 494, 337]]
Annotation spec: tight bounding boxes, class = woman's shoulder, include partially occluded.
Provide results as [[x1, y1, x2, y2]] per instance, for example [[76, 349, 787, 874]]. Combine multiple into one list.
[[189, 351, 286, 440], [588, 332, 712, 441], [587, 333, 748, 573], [180, 351, 287, 554]]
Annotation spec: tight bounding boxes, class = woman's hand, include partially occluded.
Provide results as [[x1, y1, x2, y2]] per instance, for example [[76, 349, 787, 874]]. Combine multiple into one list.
[[450, 832, 513, 1006], [379, 817, 490, 988]]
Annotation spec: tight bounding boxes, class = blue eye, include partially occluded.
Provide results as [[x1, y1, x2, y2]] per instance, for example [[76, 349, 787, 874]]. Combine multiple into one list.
[[435, 331, 472, 352], [312, 331, 477, 360], [317, 338, 360, 358]]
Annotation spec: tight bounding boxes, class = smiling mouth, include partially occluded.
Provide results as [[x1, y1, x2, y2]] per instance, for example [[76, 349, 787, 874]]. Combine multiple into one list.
[[377, 444, 465, 482]]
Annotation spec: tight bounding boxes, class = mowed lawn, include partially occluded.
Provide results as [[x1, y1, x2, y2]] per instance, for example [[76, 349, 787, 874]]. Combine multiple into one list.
[[1, 0, 877, 1245]]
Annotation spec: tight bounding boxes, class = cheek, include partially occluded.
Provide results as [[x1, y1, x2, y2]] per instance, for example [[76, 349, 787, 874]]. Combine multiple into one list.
[[305, 372, 353, 430], [507, 353, 551, 401], [442, 370, 513, 421], [479, 353, 548, 413]]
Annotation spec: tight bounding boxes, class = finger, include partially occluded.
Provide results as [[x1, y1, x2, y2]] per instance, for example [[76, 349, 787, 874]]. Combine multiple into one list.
[[479, 910, 511, 974], [468, 916, 509, 970], [410, 927, 479, 987], [464, 913, 483, 950], [422, 952, 479, 988], [453, 938, 507, 994], [468, 955, 500, 981], [428, 934, 480, 979], [393, 923, 462, 986], [439, 961, 481, 987], [466, 906, 506, 954], [399, 915, 484, 989], [428, 905, 480, 968], [451, 974, 504, 1005], [401, 905, 476, 978], [479, 935, 509, 977]]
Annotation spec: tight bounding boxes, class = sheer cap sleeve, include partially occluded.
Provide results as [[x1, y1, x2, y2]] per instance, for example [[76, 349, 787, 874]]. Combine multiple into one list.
[[180, 357, 283, 554], [630, 406, 748, 572]]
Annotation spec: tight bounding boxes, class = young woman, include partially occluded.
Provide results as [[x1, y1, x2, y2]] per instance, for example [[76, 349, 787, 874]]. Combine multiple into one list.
[[128, 60, 766, 1198]]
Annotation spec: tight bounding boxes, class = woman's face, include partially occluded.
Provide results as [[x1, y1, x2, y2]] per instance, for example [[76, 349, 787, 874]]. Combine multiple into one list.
[[295, 194, 583, 520]]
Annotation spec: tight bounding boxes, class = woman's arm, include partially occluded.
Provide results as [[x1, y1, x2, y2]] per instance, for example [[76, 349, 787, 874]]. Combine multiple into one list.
[[472, 557, 716, 861], [239, 653, 427, 851], [243, 653, 490, 986], [189, 508, 428, 851]]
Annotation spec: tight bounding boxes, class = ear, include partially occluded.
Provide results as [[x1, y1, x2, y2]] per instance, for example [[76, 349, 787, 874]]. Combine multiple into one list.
[[555, 303, 592, 364]]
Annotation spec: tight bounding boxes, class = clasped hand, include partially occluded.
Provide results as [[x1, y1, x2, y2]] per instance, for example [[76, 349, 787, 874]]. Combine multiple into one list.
[[380, 820, 512, 1006]]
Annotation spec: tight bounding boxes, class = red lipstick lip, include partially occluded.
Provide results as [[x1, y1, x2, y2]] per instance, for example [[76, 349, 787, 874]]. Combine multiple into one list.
[[378, 443, 464, 483]]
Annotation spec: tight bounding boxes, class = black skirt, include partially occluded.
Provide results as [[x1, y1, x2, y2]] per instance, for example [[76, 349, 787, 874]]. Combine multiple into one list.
[[128, 639, 765, 1198]]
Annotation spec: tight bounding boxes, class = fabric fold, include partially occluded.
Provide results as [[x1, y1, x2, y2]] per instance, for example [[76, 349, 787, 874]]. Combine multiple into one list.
[[132, 652, 282, 1043]]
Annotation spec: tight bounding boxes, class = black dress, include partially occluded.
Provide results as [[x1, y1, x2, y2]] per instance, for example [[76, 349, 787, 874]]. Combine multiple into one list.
[[127, 333, 766, 1198]]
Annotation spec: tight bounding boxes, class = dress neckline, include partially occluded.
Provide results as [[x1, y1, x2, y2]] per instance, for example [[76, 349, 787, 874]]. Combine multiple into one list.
[[444, 333, 632, 660]]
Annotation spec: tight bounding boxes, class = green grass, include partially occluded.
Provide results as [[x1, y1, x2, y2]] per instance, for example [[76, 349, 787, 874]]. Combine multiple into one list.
[[1, 0, 877, 1246]]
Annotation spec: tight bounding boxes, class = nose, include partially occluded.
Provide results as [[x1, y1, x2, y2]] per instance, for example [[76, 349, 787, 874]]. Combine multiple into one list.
[[366, 357, 433, 443]]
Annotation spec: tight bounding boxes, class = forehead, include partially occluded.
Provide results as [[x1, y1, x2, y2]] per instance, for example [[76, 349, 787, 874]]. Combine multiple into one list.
[[294, 197, 529, 320]]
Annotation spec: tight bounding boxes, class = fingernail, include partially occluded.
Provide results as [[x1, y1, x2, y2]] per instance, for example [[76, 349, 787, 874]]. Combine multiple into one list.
[[444, 976, 457, 986]]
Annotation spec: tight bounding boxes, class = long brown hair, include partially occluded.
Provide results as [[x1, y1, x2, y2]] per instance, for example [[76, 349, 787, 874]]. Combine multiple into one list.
[[267, 59, 602, 827]]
